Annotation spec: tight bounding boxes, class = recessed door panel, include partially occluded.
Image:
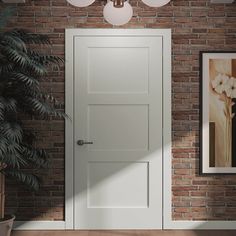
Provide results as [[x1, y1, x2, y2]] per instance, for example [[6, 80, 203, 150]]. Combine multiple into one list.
[[88, 162, 149, 208], [88, 47, 149, 94], [88, 105, 149, 150]]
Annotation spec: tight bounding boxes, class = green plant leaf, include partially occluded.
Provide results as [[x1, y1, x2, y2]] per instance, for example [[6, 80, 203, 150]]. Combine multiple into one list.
[[10, 29, 50, 45], [11, 72, 39, 87], [0, 97, 17, 113], [0, 135, 9, 157], [1, 45, 29, 67], [3, 170, 40, 191], [23, 97, 66, 118], [28, 51, 64, 66], [0, 61, 14, 74], [0, 33, 27, 52], [0, 139, 26, 169], [0, 121, 23, 143], [22, 147, 50, 168]]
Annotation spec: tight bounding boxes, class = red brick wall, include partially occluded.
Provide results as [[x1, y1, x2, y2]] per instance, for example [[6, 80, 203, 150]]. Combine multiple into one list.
[[1, 0, 236, 221]]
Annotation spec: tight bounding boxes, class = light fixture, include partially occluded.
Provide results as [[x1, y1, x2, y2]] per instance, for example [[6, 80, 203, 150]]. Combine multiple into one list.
[[103, 0, 133, 26], [67, 0, 95, 7], [67, 0, 171, 25]]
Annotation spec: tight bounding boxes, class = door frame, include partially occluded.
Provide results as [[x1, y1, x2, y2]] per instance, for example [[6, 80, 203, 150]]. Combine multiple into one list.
[[65, 29, 172, 230]]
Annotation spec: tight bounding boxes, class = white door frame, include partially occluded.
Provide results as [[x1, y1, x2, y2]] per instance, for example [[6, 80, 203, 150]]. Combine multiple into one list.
[[65, 29, 172, 230]]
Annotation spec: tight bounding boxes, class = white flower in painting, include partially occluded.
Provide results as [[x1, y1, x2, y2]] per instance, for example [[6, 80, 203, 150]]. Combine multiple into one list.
[[211, 73, 229, 94], [225, 77, 236, 98]]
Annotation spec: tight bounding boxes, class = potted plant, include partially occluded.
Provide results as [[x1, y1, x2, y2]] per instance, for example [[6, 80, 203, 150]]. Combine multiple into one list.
[[0, 8, 65, 236]]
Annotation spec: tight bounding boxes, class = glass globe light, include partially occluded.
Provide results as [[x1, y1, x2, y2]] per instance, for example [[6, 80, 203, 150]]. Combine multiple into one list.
[[67, 0, 95, 7], [103, 0, 133, 26], [141, 0, 170, 7]]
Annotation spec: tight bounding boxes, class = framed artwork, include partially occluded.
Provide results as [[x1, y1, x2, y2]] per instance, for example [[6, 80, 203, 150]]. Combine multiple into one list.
[[200, 51, 236, 174]]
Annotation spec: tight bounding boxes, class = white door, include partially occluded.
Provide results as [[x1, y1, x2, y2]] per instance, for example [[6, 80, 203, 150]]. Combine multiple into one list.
[[72, 30, 165, 229]]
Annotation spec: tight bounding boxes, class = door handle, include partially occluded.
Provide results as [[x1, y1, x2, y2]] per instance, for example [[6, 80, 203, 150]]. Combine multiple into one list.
[[77, 140, 93, 146]]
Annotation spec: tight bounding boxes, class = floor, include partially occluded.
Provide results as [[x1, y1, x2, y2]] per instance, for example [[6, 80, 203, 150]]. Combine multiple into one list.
[[12, 231, 236, 236]]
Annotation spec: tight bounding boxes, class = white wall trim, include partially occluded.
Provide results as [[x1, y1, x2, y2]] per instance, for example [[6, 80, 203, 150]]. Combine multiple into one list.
[[65, 28, 173, 230], [14, 221, 65, 230], [13, 220, 236, 230], [161, 29, 172, 230], [65, 28, 75, 230], [165, 220, 236, 230]]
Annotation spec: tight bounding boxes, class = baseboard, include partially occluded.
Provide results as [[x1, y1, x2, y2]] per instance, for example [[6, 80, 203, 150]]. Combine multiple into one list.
[[13, 219, 236, 230], [165, 220, 236, 230], [13, 221, 66, 230]]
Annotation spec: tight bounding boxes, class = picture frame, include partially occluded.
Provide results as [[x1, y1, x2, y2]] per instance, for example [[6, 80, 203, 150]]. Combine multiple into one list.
[[200, 51, 236, 174]]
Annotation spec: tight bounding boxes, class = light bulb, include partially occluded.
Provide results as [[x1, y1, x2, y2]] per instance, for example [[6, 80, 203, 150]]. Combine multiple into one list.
[[141, 0, 170, 7], [103, 1, 133, 26], [67, 0, 95, 7]]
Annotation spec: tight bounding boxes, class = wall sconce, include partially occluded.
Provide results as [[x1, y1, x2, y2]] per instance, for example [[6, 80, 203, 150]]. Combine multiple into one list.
[[66, 0, 171, 26]]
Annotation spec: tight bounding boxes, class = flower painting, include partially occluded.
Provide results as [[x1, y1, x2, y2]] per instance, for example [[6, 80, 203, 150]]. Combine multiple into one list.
[[201, 52, 236, 174]]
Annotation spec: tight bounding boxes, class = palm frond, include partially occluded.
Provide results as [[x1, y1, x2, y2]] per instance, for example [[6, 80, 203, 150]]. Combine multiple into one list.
[[28, 51, 64, 66], [0, 122, 23, 143], [2, 169, 40, 191], [0, 33, 27, 52], [1, 45, 29, 67], [0, 103, 4, 121], [24, 97, 66, 118], [0, 97, 17, 113], [1, 152, 26, 169], [0, 97, 17, 120], [22, 147, 50, 168], [0, 61, 14, 74], [10, 29, 50, 45], [0, 135, 9, 157], [25, 60, 48, 76], [0, 139, 26, 169], [11, 72, 39, 87]]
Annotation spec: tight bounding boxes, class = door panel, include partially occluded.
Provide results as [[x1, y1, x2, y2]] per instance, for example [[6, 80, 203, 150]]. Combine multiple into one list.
[[88, 161, 149, 208], [74, 34, 163, 229], [88, 105, 149, 150], [88, 47, 149, 94]]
